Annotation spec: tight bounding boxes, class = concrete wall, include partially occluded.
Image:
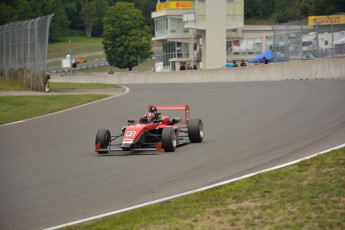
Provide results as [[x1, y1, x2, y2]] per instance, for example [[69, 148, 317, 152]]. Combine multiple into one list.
[[51, 57, 345, 84]]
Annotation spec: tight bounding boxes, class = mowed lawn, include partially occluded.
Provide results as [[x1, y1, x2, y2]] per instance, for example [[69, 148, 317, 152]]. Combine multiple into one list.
[[0, 80, 120, 125], [63, 147, 345, 230], [48, 36, 103, 59]]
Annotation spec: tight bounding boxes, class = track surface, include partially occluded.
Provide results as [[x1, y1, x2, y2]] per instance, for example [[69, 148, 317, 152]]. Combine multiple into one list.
[[1, 80, 345, 230]]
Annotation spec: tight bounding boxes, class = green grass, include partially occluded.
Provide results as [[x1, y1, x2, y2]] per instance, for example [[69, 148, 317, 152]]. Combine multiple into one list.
[[0, 80, 120, 124], [0, 79, 31, 91], [47, 55, 106, 68], [63, 147, 345, 229], [79, 59, 155, 73], [48, 36, 103, 59], [0, 95, 109, 125], [50, 82, 121, 90]]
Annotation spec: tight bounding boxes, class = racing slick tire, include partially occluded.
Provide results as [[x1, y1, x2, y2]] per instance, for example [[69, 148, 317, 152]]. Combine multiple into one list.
[[162, 127, 177, 152], [188, 119, 204, 143], [95, 129, 111, 154]]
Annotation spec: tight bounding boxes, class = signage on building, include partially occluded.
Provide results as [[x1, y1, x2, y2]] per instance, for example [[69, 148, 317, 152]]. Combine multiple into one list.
[[156, 1, 193, 11], [308, 15, 345, 26]]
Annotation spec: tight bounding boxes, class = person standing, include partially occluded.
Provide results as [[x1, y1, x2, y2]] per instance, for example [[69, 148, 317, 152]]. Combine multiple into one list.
[[240, 59, 247, 66], [44, 73, 51, 93], [233, 60, 238, 67]]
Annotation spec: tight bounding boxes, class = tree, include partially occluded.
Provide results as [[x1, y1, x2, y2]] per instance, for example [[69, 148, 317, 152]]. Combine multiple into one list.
[[0, 2, 16, 25], [40, 0, 69, 41], [93, 0, 108, 37], [272, 0, 294, 23], [103, 2, 152, 71], [80, 1, 97, 37]]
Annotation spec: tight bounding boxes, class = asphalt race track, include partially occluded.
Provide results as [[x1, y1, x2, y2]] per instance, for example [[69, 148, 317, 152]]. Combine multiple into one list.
[[1, 80, 345, 230]]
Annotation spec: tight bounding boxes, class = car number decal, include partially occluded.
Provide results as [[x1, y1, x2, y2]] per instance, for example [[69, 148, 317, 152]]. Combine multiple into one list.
[[126, 131, 136, 137]]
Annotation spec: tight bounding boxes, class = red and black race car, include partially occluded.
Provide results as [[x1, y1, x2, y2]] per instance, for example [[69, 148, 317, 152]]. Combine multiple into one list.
[[95, 105, 203, 153]]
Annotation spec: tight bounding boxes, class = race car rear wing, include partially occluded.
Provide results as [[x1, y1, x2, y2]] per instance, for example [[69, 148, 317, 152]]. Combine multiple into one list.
[[153, 105, 190, 125]]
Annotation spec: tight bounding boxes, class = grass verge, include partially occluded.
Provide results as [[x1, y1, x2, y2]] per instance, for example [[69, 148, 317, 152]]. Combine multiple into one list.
[[0, 95, 109, 125], [79, 59, 155, 73], [50, 82, 121, 90], [0, 79, 31, 91], [0, 80, 120, 125], [48, 36, 103, 59], [63, 147, 345, 229]]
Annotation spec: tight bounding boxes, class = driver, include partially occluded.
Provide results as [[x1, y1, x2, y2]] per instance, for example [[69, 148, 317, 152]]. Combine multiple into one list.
[[143, 106, 161, 123]]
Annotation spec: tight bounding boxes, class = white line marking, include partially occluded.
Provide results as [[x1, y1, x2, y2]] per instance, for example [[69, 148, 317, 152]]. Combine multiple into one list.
[[1, 87, 130, 127], [43, 142, 345, 230]]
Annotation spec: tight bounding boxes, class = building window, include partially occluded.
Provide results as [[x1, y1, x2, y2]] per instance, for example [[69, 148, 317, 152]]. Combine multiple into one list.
[[227, 38, 262, 56], [170, 18, 185, 33], [155, 18, 168, 37], [196, 1, 205, 21], [163, 42, 190, 68], [227, 0, 243, 21]]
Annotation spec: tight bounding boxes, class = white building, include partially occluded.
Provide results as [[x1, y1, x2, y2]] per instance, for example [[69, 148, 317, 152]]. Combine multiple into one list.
[[152, 0, 244, 71]]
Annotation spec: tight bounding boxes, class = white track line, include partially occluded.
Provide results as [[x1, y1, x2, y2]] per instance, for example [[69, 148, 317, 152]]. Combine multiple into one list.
[[0, 87, 130, 127], [44, 142, 345, 230]]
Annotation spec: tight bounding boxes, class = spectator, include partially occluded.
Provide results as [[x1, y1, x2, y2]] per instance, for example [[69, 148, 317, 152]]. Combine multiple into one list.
[[240, 59, 247, 66], [263, 56, 269, 64], [233, 60, 238, 67], [179, 63, 186, 70], [193, 65, 198, 70], [224, 59, 234, 68], [44, 73, 51, 93], [187, 63, 193, 70]]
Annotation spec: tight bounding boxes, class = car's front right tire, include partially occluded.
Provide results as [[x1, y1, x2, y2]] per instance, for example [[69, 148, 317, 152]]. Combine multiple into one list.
[[188, 119, 204, 143], [95, 129, 111, 154]]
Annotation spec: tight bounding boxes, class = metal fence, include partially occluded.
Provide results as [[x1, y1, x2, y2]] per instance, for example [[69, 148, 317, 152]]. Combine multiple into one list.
[[270, 15, 345, 61], [0, 15, 53, 72]]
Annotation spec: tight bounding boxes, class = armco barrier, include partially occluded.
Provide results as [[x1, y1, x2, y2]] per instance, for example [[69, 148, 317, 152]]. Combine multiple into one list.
[[51, 57, 345, 84]]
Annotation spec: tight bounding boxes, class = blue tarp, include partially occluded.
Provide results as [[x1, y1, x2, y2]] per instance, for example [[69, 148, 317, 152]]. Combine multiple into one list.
[[248, 49, 285, 63]]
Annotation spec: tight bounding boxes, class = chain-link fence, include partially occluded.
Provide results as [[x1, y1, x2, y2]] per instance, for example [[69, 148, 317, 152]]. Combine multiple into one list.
[[270, 14, 345, 61], [0, 15, 53, 71], [0, 15, 53, 91]]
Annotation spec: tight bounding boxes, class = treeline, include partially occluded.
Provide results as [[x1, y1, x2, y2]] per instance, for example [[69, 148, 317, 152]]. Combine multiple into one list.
[[1, 0, 344, 41], [0, 0, 156, 41], [245, 0, 345, 23]]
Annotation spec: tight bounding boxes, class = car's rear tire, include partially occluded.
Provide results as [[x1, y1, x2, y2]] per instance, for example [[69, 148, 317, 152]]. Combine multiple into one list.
[[162, 127, 177, 152], [95, 129, 111, 154], [188, 119, 204, 143]]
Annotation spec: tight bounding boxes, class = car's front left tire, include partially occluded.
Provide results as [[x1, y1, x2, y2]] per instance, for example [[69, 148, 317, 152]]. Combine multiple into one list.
[[162, 127, 177, 152]]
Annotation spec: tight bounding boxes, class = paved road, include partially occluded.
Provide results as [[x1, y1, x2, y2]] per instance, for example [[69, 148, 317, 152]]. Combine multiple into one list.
[[1, 80, 345, 230]]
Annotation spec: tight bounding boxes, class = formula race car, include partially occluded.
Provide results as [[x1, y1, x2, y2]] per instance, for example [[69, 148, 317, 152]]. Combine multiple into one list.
[[95, 105, 203, 153]]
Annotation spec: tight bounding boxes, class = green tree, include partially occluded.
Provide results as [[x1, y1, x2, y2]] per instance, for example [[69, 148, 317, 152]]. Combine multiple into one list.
[[93, 0, 108, 37], [80, 1, 97, 37], [15, 0, 33, 21], [309, 0, 345, 15], [103, 2, 152, 71], [272, 0, 294, 23], [0, 2, 16, 24], [45, 0, 69, 41]]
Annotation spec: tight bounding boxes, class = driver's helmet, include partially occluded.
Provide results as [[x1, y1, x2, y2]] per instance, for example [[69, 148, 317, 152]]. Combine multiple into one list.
[[148, 105, 158, 114]]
